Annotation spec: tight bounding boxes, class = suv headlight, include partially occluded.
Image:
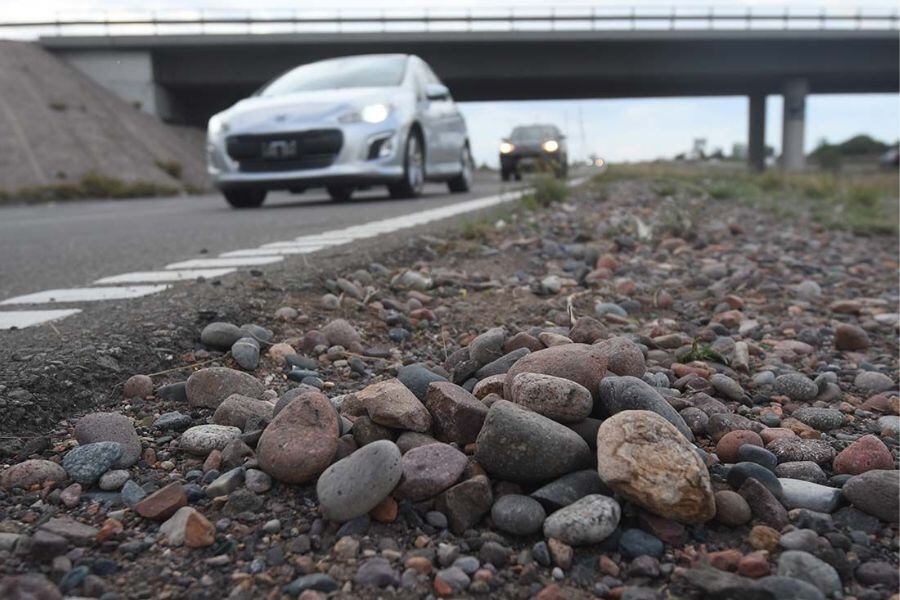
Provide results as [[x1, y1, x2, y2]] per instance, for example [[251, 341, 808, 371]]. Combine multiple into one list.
[[340, 103, 392, 124], [542, 140, 559, 153], [208, 115, 229, 137], [499, 142, 514, 154]]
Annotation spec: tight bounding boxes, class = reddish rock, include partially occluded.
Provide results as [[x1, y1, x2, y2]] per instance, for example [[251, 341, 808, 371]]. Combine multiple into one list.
[[256, 391, 339, 484], [504, 343, 608, 401], [834, 323, 871, 351], [638, 512, 687, 546], [759, 428, 798, 444], [358, 379, 432, 432], [186, 367, 265, 409], [123, 374, 153, 399], [598, 555, 620, 577], [425, 382, 487, 445], [833, 434, 894, 475], [568, 316, 606, 344], [508, 372, 592, 423], [212, 394, 274, 429], [159, 506, 216, 548], [708, 549, 742, 572], [547, 538, 573, 570], [370, 496, 398, 523], [405, 556, 433, 574], [0, 459, 66, 490], [738, 552, 770, 578], [747, 525, 781, 552], [396, 443, 467, 501], [472, 374, 506, 399], [435, 475, 493, 534], [135, 482, 187, 521], [503, 332, 544, 353], [594, 336, 646, 377], [96, 518, 124, 543], [715, 430, 764, 463]]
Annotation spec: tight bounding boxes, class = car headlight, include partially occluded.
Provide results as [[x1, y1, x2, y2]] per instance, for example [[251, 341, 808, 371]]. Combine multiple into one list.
[[499, 142, 514, 154], [341, 103, 392, 124], [208, 115, 229, 137], [542, 140, 559, 153]]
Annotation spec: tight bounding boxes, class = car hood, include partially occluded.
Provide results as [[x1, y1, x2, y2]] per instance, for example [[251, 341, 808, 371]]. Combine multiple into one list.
[[220, 88, 402, 133]]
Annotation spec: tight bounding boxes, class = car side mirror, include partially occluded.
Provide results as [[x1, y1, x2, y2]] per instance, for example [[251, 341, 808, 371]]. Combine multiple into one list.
[[425, 83, 450, 101]]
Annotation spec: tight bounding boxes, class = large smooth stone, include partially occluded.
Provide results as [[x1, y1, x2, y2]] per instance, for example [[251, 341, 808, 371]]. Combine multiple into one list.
[[317, 440, 402, 522], [842, 469, 899, 522], [530, 470, 608, 510], [1, 460, 67, 490], [542, 494, 621, 545], [597, 375, 693, 440], [257, 391, 340, 484], [74, 412, 141, 468], [179, 425, 241, 456], [508, 372, 592, 423], [777, 551, 842, 597], [778, 478, 842, 513], [425, 382, 487, 445], [212, 394, 274, 430], [475, 400, 591, 484], [767, 438, 835, 466], [395, 443, 467, 501], [596, 410, 715, 524], [186, 367, 265, 409], [200, 322, 243, 350], [358, 379, 431, 432], [491, 494, 546, 536], [62, 442, 122, 485], [504, 343, 608, 401], [593, 336, 646, 377]]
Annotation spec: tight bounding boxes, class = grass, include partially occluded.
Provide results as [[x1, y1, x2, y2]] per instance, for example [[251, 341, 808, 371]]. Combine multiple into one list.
[[154, 159, 183, 180], [521, 175, 569, 210], [0, 171, 181, 204], [594, 163, 899, 235]]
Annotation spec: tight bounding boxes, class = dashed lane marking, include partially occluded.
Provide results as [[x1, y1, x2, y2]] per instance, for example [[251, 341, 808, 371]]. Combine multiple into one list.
[[164, 256, 284, 270], [0, 309, 82, 330], [0, 285, 169, 305], [219, 246, 327, 257], [94, 268, 236, 284]]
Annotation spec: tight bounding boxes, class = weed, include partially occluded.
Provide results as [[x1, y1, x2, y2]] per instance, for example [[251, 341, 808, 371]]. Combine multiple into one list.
[[154, 159, 183, 180], [48, 101, 67, 112]]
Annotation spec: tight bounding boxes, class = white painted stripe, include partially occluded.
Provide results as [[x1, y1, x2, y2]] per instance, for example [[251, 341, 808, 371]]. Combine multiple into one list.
[[264, 239, 348, 248], [218, 245, 326, 257], [165, 256, 283, 269], [0, 309, 82, 330], [0, 285, 169, 305], [94, 269, 236, 284]]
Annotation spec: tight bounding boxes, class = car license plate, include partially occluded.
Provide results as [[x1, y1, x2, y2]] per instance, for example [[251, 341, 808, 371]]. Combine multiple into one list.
[[261, 139, 298, 159]]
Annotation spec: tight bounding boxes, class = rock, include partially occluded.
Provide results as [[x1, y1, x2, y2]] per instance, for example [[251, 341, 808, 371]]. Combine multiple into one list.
[[508, 372, 592, 423], [257, 391, 339, 484], [790, 408, 843, 431], [205, 467, 245, 497], [322, 319, 361, 346], [267, 342, 297, 366], [425, 382, 487, 445], [504, 344, 608, 401], [153, 411, 192, 431], [231, 337, 260, 370], [596, 410, 715, 524], [436, 475, 493, 534], [355, 556, 399, 588], [469, 327, 506, 366], [766, 438, 835, 466], [186, 367, 265, 409], [854, 371, 894, 394], [778, 479, 841, 512], [737, 445, 778, 471], [597, 376, 692, 439], [774, 462, 826, 484], [727, 462, 784, 498], [358, 379, 432, 433], [475, 400, 591, 484], [778, 529, 819, 552], [1, 459, 67, 489], [738, 478, 788, 529], [121, 480, 147, 507], [474, 348, 531, 380], [833, 323, 870, 351], [0, 574, 63, 600], [681, 567, 768, 600], [395, 431, 439, 453], [710, 373, 746, 403], [284, 573, 340, 595], [134, 482, 187, 521], [714, 490, 752, 526], [435, 567, 470, 595], [62, 442, 121, 485], [595, 302, 627, 318], [212, 394, 274, 430], [833, 434, 893, 475], [568, 317, 605, 344], [774, 373, 818, 402], [472, 374, 507, 399], [707, 413, 764, 443], [200, 322, 243, 349], [619, 528, 664, 558], [594, 336, 646, 377], [179, 425, 241, 456], [566, 418, 603, 449], [491, 494, 546, 536], [98, 470, 129, 491], [317, 440, 402, 522], [716, 430, 764, 463], [397, 364, 448, 401], [542, 494, 620, 545], [123, 374, 153, 398], [856, 561, 900, 588], [395, 443, 467, 501], [776, 551, 841, 597], [159, 507, 215, 547], [530, 470, 606, 510], [842, 469, 899, 522], [758, 576, 826, 600], [74, 412, 141, 468]]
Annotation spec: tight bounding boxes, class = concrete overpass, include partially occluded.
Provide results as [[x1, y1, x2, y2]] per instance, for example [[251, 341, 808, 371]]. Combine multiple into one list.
[[37, 26, 900, 171]]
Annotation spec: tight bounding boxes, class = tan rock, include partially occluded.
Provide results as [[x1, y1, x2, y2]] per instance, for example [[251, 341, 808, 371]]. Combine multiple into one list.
[[159, 506, 215, 548], [358, 379, 432, 432]]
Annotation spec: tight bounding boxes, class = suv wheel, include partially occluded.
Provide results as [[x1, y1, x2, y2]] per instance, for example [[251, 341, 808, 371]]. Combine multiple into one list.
[[327, 186, 354, 202], [224, 189, 266, 208]]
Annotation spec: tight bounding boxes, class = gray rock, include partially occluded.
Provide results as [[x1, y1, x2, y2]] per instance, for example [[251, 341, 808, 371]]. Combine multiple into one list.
[[767, 438, 835, 466], [62, 442, 122, 485], [474, 348, 530, 379], [74, 412, 141, 468], [842, 469, 899, 522], [240, 323, 273, 343], [779, 479, 842, 513], [776, 551, 842, 597], [778, 529, 819, 553], [435, 567, 470, 593], [200, 322, 243, 350], [775, 461, 827, 484], [98, 470, 129, 491], [469, 327, 506, 366], [595, 302, 627, 317], [396, 443, 466, 501], [475, 400, 591, 484], [598, 376, 692, 440], [186, 367, 265, 409], [790, 408, 843, 431], [737, 445, 778, 471], [321, 319, 361, 347], [508, 372, 592, 423], [542, 494, 621, 546], [490, 494, 546, 536], [153, 411, 192, 431], [758, 576, 825, 600], [396, 364, 447, 401], [206, 467, 245, 498], [284, 573, 339, 595], [710, 373, 746, 403], [774, 373, 818, 402], [179, 425, 242, 456], [317, 440, 402, 522], [738, 477, 787, 529], [530, 470, 607, 510], [121, 480, 147, 507], [212, 394, 273, 430], [726, 462, 783, 498], [231, 337, 260, 370], [355, 556, 399, 588], [854, 371, 894, 394]]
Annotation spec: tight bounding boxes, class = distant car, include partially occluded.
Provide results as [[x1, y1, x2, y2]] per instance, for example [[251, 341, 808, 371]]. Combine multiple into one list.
[[499, 124, 568, 181], [207, 54, 473, 208]]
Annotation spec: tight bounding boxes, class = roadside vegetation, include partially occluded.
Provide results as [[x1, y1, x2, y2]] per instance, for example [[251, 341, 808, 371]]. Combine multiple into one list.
[[0, 171, 185, 204], [594, 163, 899, 235]]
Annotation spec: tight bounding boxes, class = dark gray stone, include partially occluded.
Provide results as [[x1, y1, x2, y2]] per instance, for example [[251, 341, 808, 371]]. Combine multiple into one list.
[[491, 494, 546, 536], [530, 470, 608, 510], [597, 375, 693, 440], [62, 442, 122, 486]]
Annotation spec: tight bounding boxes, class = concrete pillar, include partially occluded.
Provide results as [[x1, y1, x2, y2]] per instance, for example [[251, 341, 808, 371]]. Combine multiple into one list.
[[781, 79, 808, 171], [748, 94, 766, 172]]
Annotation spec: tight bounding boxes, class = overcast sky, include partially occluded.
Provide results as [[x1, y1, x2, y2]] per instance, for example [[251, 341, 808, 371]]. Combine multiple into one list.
[[5, 0, 898, 165]]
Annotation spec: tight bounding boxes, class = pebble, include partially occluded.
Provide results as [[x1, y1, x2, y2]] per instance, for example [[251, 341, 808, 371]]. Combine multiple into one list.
[[833, 434, 893, 475], [618, 528, 664, 558], [358, 378, 432, 432], [424, 382, 488, 445], [74, 412, 141, 468], [716, 430, 764, 463], [774, 373, 819, 402], [504, 343, 609, 401], [598, 376, 693, 439], [62, 442, 122, 485], [98, 470, 129, 491], [179, 425, 242, 456], [854, 371, 894, 394], [231, 337, 260, 370], [134, 482, 187, 521], [713, 490, 752, 526], [736, 445, 778, 471], [123, 374, 153, 398], [200, 322, 243, 349], [212, 394, 274, 430], [153, 411, 192, 431], [321, 318, 361, 347], [790, 407, 843, 431], [776, 551, 842, 597], [0, 459, 67, 489], [317, 440, 402, 522], [355, 556, 399, 588], [778, 478, 842, 513], [396, 363, 448, 401], [508, 372, 592, 423], [531, 470, 606, 510], [594, 336, 646, 377], [833, 323, 870, 351], [491, 494, 546, 536], [395, 443, 467, 501], [159, 506, 216, 547], [436, 475, 493, 534], [766, 438, 835, 466], [186, 367, 265, 409], [774, 461, 827, 484], [542, 494, 621, 545], [842, 469, 899, 522], [738, 478, 788, 529]]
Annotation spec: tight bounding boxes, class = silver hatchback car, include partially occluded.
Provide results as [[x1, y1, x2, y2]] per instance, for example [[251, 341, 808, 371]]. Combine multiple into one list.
[[207, 54, 473, 208]]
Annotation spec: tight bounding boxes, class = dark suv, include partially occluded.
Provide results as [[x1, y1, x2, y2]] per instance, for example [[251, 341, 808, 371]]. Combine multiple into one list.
[[499, 124, 568, 181]]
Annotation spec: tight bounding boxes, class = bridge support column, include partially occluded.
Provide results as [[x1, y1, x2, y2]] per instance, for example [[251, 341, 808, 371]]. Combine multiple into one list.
[[748, 94, 766, 172], [780, 79, 808, 171]]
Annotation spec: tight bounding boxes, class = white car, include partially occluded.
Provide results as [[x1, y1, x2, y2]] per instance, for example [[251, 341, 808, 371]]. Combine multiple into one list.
[[206, 54, 473, 208]]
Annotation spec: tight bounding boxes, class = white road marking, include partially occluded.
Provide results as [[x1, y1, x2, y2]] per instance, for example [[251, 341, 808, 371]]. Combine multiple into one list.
[[0, 285, 169, 305], [94, 269, 236, 284], [0, 309, 82, 330], [218, 245, 326, 257], [165, 256, 283, 269]]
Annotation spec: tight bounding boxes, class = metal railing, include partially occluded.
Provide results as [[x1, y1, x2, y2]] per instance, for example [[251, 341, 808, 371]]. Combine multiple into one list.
[[1, 6, 897, 38]]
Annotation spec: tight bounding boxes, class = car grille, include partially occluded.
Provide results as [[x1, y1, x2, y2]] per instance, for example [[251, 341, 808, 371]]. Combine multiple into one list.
[[226, 129, 343, 173]]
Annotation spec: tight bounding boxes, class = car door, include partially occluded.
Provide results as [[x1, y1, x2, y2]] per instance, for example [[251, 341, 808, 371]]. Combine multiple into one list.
[[423, 63, 467, 172], [409, 60, 444, 175]]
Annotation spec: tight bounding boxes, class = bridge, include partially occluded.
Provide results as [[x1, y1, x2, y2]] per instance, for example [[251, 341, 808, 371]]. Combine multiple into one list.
[[9, 8, 900, 170]]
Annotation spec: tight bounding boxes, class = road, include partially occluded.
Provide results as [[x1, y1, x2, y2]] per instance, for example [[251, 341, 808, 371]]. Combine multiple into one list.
[[0, 176, 515, 299]]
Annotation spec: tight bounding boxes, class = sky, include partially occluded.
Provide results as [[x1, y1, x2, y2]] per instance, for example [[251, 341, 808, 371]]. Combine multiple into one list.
[[3, 0, 898, 166]]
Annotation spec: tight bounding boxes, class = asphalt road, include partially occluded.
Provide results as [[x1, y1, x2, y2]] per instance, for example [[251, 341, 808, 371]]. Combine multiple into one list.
[[0, 176, 516, 299]]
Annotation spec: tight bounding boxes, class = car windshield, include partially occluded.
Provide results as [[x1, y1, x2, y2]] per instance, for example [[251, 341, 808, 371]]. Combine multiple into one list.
[[510, 126, 558, 142], [260, 55, 408, 96]]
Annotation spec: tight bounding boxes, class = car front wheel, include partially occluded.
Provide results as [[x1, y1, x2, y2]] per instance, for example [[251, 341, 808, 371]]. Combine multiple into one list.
[[447, 145, 473, 193], [224, 188, 266, 209], [327, 186, 354, 202], [388, 132, 425, 199]]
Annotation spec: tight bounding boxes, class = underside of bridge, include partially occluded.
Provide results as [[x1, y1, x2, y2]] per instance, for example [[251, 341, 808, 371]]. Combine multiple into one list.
[[43, 30, 900, 170]]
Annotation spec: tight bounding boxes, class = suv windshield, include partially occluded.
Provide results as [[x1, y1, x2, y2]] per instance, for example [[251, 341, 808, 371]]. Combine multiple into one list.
[[260, 55, 407, 96], [510, 126, 558, 142]]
